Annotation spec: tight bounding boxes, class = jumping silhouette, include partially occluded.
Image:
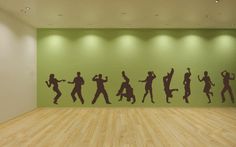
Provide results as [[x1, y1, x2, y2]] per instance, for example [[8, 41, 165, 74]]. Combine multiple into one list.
[[198, 71, 215, 103], [221, 70, 235, 103], [139, 71, 156, 103], [91, 74, 111, 104], [163, 68, 178, 103], [45, 74, 65, 105], [116, 71, 136, 104], [68, 72, 85, 104], [183, 68, 191, 103]]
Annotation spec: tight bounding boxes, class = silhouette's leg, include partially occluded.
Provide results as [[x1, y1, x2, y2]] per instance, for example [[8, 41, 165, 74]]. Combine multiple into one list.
[[116, 83, 125, 96], [166, 95, 170, 103], [131, 95, 136, 104], [77, 90, 84, 104], [221, 87, 227, 103], [142, 89, 148, 103], [228, 86, 234, 103], [102, 89, 111, 104], [92, 90, 100, 104], [71, 87, 77, 102], [53, 88, 62, 105], [150, 89, 155, 103], [206, 93, 211, 103], [119, 94, 123, 101]]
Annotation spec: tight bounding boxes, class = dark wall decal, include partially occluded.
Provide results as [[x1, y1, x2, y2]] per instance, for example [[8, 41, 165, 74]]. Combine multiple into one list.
[[45, 74, 66, 104], [91, 74, 111, 104], [183, 68, 191, 103], [139, 71, 156, 103], [163, 68, 178, 103], [116, 71, 136, 104], [198, 71, 215, 103], [68, 72, 85, 104], [221, 71, 235, 103]]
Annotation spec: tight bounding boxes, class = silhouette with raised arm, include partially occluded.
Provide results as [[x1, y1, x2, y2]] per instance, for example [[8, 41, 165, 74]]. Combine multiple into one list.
[[198, 71, 215, 103], [91, 74, 111, 104], [45, 74, 65, 105], [68, 72, 85, 104], [139, 71, 156, 103], [183, 68, 191, 103], [116, 71, 136, 104], [221, 70, 235, 103], [163, 68, 178, 103]]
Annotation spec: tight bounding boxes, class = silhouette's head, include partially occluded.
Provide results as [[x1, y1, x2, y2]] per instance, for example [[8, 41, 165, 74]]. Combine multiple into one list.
[[98, 74, 102, 78], [148, 71, 152, 76], [77, 72, 81, 76], [49, 74, 54, 79], [204, 71, 208, 76], [122, 71, 125, 75]]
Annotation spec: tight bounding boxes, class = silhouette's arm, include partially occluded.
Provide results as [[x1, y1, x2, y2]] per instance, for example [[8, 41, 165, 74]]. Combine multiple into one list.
[[230, 73, 235, 80], [56, 79, 65, 82], [139, 78, 147, 82], [81, 77, 85, 85], [122, 72, 129, 81], [68, 78, 75, 84], [45, 81, 51, 87], [210, 78, 215, 86], [198, 75, 203, 82], [104, 76, 108, 82], [221, 70, 226, 77], [153, 72, 156, 79], [92, 75, 98, 81]]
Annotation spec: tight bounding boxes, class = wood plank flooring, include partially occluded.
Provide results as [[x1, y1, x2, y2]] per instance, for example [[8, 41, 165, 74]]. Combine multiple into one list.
[[0, 108, 236, 147]]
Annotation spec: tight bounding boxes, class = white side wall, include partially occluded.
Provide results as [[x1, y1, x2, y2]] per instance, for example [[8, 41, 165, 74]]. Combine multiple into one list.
[[0, 10, 36, 123]]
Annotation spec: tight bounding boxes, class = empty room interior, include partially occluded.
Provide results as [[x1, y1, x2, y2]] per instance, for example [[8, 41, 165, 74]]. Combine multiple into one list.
[[0, 0, 236, 146]]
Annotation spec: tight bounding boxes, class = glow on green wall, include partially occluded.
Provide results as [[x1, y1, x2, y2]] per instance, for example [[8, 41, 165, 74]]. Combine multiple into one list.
[[37, 29, 236, 107]]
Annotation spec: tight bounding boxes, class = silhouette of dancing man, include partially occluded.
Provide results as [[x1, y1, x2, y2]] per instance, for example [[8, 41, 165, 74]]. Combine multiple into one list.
[[221, 70, 235, 103], [139, 71, 156, 103], [68, 72, 85, 104], [116, 71, 136, 104], [45, 74, 65, 104], [163, 68, 178, 103], [198, 71, 215, 103], [91, 74, 111, 104], [183, 68, 191, 103]]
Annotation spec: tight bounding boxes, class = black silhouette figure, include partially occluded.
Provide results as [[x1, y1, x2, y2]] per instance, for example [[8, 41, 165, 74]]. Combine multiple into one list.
[[183, 68, 191, 103], [91, 74, 111, 104], [163, 68, 178, 103], [221, 70, 235, 103], [116, 71, 136, 104], [198, 71, 215, 103], [45, 74, 65, 105], [68, 72, 85, 104], [139, 71, 156, 103]]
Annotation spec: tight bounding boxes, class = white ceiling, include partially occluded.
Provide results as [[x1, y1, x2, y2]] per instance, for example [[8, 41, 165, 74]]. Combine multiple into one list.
[[0, 0, 236, 28]]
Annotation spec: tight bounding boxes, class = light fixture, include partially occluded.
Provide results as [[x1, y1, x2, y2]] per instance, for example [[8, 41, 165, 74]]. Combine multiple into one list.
[[25, 7, 30, 10], [216, 0, 220, 3]]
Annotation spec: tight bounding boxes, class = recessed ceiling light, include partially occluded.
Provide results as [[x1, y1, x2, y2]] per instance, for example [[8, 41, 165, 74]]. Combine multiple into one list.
[[25, 7, 30, 10], [216, 0, 220, 3]]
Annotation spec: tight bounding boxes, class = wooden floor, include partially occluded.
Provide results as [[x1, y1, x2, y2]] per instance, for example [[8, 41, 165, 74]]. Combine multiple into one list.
[[0, 108, 236, 147]]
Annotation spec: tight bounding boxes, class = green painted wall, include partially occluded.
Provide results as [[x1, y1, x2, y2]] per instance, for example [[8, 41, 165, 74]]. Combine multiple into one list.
[[37, 29, 236, 107]]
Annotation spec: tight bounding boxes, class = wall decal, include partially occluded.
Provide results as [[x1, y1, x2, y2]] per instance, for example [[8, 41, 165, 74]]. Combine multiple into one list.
[[163, 68, 178, 103], [221, 71, 235, 103], [116, 71, 136, 104], [183, 68, 191, 103], [45, 74, 66, 104], [91, 74, 111, 104], [198, 71, 215, 103], [139, 71, 156, 103], [68, 72, 85, 104]]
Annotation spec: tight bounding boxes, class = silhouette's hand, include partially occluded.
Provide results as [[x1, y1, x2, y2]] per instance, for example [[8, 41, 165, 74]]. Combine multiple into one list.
[[62, 80, 66, 82], [105, 76, 108, 79], [122, 71, 125, 74], [138, 80, 141, 82]]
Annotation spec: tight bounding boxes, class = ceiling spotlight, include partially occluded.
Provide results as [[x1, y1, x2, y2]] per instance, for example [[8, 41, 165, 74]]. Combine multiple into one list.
[[25, 7, 30, 10], [216, 0, 220, 3]]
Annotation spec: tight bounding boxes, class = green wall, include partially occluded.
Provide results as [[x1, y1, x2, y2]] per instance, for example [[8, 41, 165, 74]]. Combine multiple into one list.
[[37, 29, 236, 107]]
